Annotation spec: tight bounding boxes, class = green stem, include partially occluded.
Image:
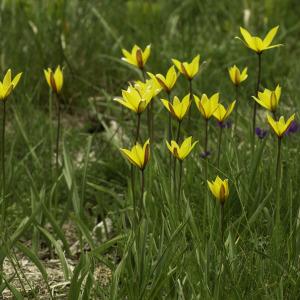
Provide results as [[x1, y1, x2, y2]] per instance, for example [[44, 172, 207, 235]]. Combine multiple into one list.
[[234, 85, 239, 130], [221, 203, 225, 245], [187, 79, 193, 130], [172, 120, 182, 197], [275, 137, 282, 225], [131, 165, 137, 226], [135, 113, 141, 144], [167, 92, 172, 141], [178, 161, 183, 203], [55, 94, 61, 171], [1, 101, 6, 232], [217, 125, 223, 169], [150, 100, 154, 141], [167, 92, 172, 192], [140, 169, 145, 220], [204, 118, 208, 154], [253, 53, 262, 143], [176, 120, 181, 143]]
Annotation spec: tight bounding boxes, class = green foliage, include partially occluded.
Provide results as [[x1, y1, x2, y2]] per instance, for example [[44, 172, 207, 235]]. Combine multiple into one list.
[[0, 0, 300, 298]]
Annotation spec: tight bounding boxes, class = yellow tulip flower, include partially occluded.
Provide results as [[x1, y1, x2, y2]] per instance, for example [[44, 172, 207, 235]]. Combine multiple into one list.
[[267, 113, 295, 138], [134, 78, 162, 97], [194, 93, 220, 120], [121, 44, 151, 69], [0, 69, 22, 100], [161, 94, 191, 121], [172, 55, 200, 80], [147, 66, 178, 93], [44, 66, 63, 94], [228, 65, 248, 86], [252, 85, 281, 113], [237, 26, 282, 54], [120, 139, 150, 170], [213, 101, 236, 123], [114, 83, 153, 114], [166, 136, 198, 161], [207, 176, 229, 204]]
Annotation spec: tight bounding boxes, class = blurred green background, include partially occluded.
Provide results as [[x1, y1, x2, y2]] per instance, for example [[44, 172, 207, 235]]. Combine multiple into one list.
[[2, 0, 300, 105]]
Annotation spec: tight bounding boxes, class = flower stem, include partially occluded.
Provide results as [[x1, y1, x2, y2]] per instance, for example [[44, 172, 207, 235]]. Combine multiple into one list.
[[135, 113, 141, 144], [173, 120, 182, 195], [204, 118, 208, 154], [187, 79, 193, 131], [253, 53, 262, 144], [176, 120, 181, 143], [217, 125, 223, 169], [142, 68, 152, 140], [234, 85, 239, 130], [178, 161, 183, 207], [131, 165, 137, 225], [167, 92, 172, 191], [1, 101, 6, 231], [140, 169, 145, 220], [167, 92, 172, 141], [220, 203, 225, 245], [55, 94, 61, 171], [275, 137, 282, 225]]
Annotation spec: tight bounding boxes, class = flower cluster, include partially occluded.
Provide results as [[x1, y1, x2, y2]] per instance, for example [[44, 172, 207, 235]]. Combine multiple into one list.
[[115, 24, 297, 225]]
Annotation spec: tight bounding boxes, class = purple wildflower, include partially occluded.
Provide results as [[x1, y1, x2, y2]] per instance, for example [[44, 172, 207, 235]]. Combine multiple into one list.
[[286, 120, 299, 135], [217, 120, 232, 129], [200, 151, 211, 159], [255, 127, 268, 139]]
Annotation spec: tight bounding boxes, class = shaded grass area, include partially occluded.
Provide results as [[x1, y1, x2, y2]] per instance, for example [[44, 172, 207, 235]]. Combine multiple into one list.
[[0, 0, 300, 298]]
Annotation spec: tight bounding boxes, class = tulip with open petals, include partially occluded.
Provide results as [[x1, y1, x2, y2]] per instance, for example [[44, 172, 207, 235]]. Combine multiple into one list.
[[134, 78, 162, 97], [148, 66, 178, 93], [44, 66, 63, 94], [252, 85, 281, 113], [120, 139, 150, 170], [166, 136, 198, 161], [0, 69, 22, 100], [172, 55, 200, 80], [267, 114, 295, 138], [207, 176, 229, 204], [228, 65, 248, 86], [213, 101, 236, 123], [161, 94, 191, 121], [237, 26, 282, 54], [121, 45, 151, 69], [194, 93, 220, 120], [114, 83, 153, 114]]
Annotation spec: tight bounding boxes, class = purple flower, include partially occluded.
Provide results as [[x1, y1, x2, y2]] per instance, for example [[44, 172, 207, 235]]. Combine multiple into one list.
[[255, 127, 268, 139], [286, 120, 299, 135], [200, 151, 211, 159], [217, 120, 232, 129]]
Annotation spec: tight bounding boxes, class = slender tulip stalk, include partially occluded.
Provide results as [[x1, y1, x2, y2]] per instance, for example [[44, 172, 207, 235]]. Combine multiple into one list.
[[166, 137, 198, 204], [237, 25, 282, 144], [213, 101, 236, 168], [267, 113, 295, 225], [120, 139, 150, 222], [161, 94, 191, 142], [172, 55, 200, 129], [228, 65, 248, 129], [207, 176, 230, 244], [148, 66, 178, 141], [44, 66, 64, 171], [0, 69, 22, 231], [194, 93, 220, 157]]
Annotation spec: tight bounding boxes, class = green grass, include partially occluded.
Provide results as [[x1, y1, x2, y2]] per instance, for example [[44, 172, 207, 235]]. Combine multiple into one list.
[[0, 0, 300, 298]]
